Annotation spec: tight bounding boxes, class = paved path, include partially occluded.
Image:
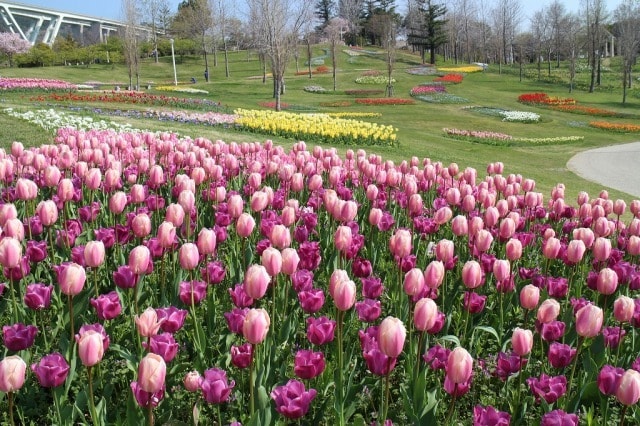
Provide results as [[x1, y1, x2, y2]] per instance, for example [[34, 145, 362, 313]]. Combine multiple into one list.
[[567, 142, 640, 199]]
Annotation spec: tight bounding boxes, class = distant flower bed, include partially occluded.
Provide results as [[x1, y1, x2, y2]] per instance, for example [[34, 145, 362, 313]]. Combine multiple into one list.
[[304, 85, 328, 93], [437, 65, 483, 73], [148, 110, 237, 126], [499, 111, 540, 123], [30, 91, 221, 110], [355, 75, 396, 85], [410, 84, 446, 96], [361, 70, 382, 76], [234, 108, 397, 146], [258, 101, 290, 109], [155, 86, 209, 94], [414, 93, 469, 104], [0, 77, 77, 91], [295, 66, 330, 76], [319, 101, 352, 107], [518, 93, 576, 106], [355, 98, 415, 105], [406, 66, 437, 75], [326, 112, 382, 118], [2, 107, 142, 132], [551, 104, 622, 117], [434, 74, 463, 84], [463, 106, 506, 117], [443, 127, 584, 146], [589, 121, 640, 132], [344, 89, 384, 96]]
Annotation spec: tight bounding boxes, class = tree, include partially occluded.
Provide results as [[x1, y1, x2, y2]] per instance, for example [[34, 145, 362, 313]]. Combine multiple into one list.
[[338, 0, 365, 44], [173, 0, 214, 82], [141, 0, 169, 63], [0, 32, 31, 67], [583, 0, 607, 93], [324, 17, 348, 91], [408, 0, 448, 64], [316, 0, 335, 28], [121, 0, 141, 90], [613, 0, 640, 104], [381, 13, 398, 96], [492, 0, 522, 68], [247, 0, 313, 111], [545, 0, 569, 69]]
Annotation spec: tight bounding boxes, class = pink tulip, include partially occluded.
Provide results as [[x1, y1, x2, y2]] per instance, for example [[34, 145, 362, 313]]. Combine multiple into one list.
[[329, 269, 349, 297], [84, 241, 105, 268], [165, 203, 185, 227], [334, 226, 352, 253], [281, 248, 300, 275], [0, 204, 17, 227], [474, 229, 493, 253], [0, 237, 22, 269], [332, 279, 356, 311], [138, 353, 166, 393], [378, 316, 406, 358], [493, 259, 511, 282], [424, 260, 445, 289], [197, 228, 217, 256], [596, 268, 618, 295], [183, 371, 202, 392], [3, 218, 23, 241], [452, 215, 468, 236], [250, 191, 269, 212], [434, 206, 453, 225], [499, 218, 516, 240], [131, 214, 152, 238], [270, 224, 291, 249], [43, 165, 61, 187], [446, 347, 473, 384], [236, 213, 255, 238], [261, 247, 282, 276], [57, 178, 74, 202], [403, 268, 425, 297], [369, 208, 383, 227], [244, 264, 271, 299], [434, 239, 454, 263], [512, 328, 533, 357], [593, 237, 611, 262], [57, 262, 86, 296], [537, 299, 560, 324], [178, 190, 195, 213], [0, 355, 27, 393], [520, 284, 540, 310], [614, 296, 635, 323], [543, 237, 561, 260], [462, 260, 483, 289], [85, 168, 102, 190], [628, 236, 640, 256], [157, 221, 177, 248], [414, 298, 438, 331], [16, 178, 38, 200], [76, 330, 105, 367], [575, 304, 603, 338], [616, 369, 640, 405], [108, 192, 127, 214], [227, 194, 244, 218], [135, 307, 164, 337], [36, 200, 58, 226], [389, 229, 412, 259], [505, 238, 522, 261], [128, 245, 151, 275], [148, 165, 164, 188], [179, 243, 199, 270], [243, 308, 270, 344], [566, 240, 586, 264]]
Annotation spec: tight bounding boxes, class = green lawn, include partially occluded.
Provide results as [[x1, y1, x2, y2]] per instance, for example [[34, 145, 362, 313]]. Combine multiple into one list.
[[1, 47, 639, 204]]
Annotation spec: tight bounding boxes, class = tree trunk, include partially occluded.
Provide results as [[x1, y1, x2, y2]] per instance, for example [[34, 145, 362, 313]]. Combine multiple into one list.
[[274, 76, 282, 111], [332, 41, 337, 91], [307, 39, 312, 78], [223, 40, 230, 78], [622, 62, 628, 104]]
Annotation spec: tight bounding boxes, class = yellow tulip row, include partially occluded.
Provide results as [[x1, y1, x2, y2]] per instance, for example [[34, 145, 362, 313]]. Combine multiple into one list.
[[438, 66, 484, 73], [234, 109, 397, 146]]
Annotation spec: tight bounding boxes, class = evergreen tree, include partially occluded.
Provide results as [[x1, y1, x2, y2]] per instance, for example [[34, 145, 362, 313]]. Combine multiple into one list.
[[316, 0, 335, 28], [408, 0, 447, 64]]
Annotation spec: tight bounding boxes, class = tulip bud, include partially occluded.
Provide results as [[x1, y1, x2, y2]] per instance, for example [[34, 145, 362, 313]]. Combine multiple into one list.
[[511, 328, 533, 357], [446, 347, 473, 384], [243, 308, 270, 344], [138, 353, 166, 393], [378, 316, 406, 358]]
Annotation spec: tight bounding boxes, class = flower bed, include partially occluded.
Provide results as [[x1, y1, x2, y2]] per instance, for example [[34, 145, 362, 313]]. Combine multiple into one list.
[[589, 121, 640, 132], [410, 84, 446, 96], [234, 108, 397, 146], [319, 101, 352, 107], [437, 65, 484, 73], [0, 126, 637, 426], [355, 75, 396, 85], [406, 66, 438, 76], [0, 77, 77, 91], [29, 91, 221, 110], [304, 86, 328, 94], [295, 66, 330, 76], [499, 111, 540, 123], [443, 127, 584, 145], [518, 93, 576, 106], [344, 89, 384, 96], [355, 98, 416, 106], [155, 86, 209, 94], [463, 106, 507, 117], [326, 112, 382, 118], [551, 105, 622, 117], [414, 93, 469, 104], [2, 107, 141, 132], [434, 74, 463, 84]]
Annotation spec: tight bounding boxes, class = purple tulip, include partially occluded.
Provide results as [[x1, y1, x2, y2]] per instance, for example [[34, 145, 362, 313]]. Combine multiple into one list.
[[495, 351, 526, 381], [473, 405, 510, 426], [25, 240, 47, 262], [156, 306, 188, 333], [4, 256, 30, 280], [179, 280, 208, 306], [201, 368, 235, 404], [463, 291, 486, 314], [230, 343, 252, 369], [131, 381, 164, 408], [423, 345, 451, 370], [224, 308, 249, 335], [547, 276, 569, 298], [113, 265, 138, 289], [228, 284, 254, 308], [298, 288, 325, 314], [351, 257, 372, 278], [359, 326, 397, 376], [548, 343, 577, 369], [31, 352, 70, 388], [427, 311, 446, 334], [3, 323, 38, 351], [23, 283, 53, 310], [598, 365, 624, 396], [200, 260, 226, 285], [306, 316, 336, 345], [444, 375, 470, 396], [355, 298, 382, 322], [90, 291, 122, 321], [270, 379, 317, 419], [361, 276, 384, 299], [144, 333, 179, 363], [291, 269, 314, 292], [527, 374, 567, 404], [294, 350, 326, 380], [603, 326, 625, 349], [540, 409, 579, 426], [71, 245, 86, 266], [297, 241, 321, 271], [538, 320, 566, 342], [77, 323, 110, 351]]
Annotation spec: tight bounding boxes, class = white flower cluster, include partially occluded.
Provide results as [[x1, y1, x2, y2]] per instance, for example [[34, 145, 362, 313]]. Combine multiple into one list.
[[3, 108, 144, 133], [499, 111, 540, 123], [303, 85, 327, 93]]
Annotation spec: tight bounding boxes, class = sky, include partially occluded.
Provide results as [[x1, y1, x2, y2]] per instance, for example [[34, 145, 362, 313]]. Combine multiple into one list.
[[12, 0, 625, 26]]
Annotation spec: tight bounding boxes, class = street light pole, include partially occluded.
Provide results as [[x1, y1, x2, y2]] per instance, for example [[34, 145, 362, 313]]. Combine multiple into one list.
[[170, 38, 177, 86]]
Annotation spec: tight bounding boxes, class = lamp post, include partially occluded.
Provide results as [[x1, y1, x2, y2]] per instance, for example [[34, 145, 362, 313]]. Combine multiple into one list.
[[170, 38, 177, 86]]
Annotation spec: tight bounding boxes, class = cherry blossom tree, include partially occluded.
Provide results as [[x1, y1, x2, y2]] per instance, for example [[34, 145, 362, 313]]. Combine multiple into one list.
[[0, 32, 31, 67]]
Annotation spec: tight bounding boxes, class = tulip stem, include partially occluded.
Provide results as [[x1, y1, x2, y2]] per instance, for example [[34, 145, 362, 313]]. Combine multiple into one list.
[[616, 322, 624, 362], [414, 331, 425, 383], [68, 294, 75, 338], [381, 358, 392, 424], [147, 403, 154, 426], [444, 385, 457, 424], [9, 276, 19, 324], [565, 336, 583, 411], [217, 404, 222, 426], [88, 366, 98, 425], [8, 391, 15, 426], [249, 343, 256, 416], [336, 309, 345, 426], [52, 388, 63, 426], [619, 405, 627, 426]]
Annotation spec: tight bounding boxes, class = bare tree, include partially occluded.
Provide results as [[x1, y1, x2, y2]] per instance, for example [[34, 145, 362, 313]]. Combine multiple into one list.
[[530, 9, 551, 80], [613, 0, 640, 104], [338, 0, 365, 44], [545, 0, 568, 69], [325, 17, 348, 91], [173, 0, 214, 82], [141, 0, 168, 63], [492, 0, 521, 70], [565, 13, 583, 93], [247, 0, 313, 111], [122, 0, 140, 90], [214, 0, 232, 77], [583, 0, 607, 93], [380, 13, 398, 96]]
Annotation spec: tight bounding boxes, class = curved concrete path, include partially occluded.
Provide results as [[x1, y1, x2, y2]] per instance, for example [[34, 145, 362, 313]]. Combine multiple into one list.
[[567, 142, 640, 199]]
